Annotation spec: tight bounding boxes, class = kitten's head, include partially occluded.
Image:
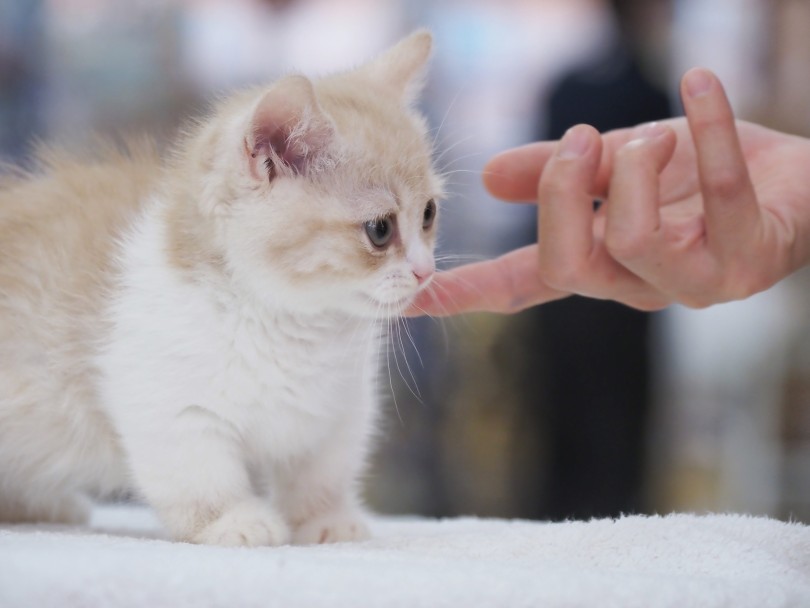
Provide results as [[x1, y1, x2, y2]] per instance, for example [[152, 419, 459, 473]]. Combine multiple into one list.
[[174, 31, 442, 318]]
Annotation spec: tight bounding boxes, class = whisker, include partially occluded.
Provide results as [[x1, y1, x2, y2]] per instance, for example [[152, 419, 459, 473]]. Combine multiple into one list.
[[434, 134, 477, 168], [438, 151, 486, 174], [433, 267, 488, 298], [430, 86, 466, 154], [382, 303, 404, 426], [433, 253, 489, 268], [439, 167, 485, 178], [400, 316, 424, 370], [390, 310, 423, 404], [413, 284, 456, 355]]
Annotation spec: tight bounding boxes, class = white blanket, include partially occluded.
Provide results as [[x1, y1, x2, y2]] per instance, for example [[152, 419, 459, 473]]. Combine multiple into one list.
[[1, 505, 808, 607]]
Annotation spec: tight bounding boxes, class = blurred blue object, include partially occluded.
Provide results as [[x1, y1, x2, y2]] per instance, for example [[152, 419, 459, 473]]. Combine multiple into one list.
[[0, 0, 45, 160]]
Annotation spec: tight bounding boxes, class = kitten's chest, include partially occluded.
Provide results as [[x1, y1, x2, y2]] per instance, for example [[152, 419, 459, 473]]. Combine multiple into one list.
[[207, 304, 373, 418], [201, 308, 375, 456]]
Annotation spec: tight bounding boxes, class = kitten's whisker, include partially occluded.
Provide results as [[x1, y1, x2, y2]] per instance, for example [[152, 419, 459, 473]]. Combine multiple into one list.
[[398, 320, 423, 400], [390, 310, 423, 404], [434, 134, 476, 168], [434, 253, 489, 268], [400, 316, 424, 370], [431, 269, 490, 307], [478, 168, 506, 180], [426, 276, 489, 341], [438, 150, 484, 174], [414, 284, 455, 355], [381, 303, 404, 427], [424, 279, 462, 314], [430, 86, 466, 154], [439, 168, 485, 178], [425, 277, 483, 326]]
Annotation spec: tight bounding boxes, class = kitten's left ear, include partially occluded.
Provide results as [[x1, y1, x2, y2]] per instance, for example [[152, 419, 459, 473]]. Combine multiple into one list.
[[363, 29, 433, 106], [245, 75, 334, 182]]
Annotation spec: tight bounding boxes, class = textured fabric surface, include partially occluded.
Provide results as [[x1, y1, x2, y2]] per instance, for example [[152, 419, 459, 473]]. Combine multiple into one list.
[[1, 505, 808, 607]]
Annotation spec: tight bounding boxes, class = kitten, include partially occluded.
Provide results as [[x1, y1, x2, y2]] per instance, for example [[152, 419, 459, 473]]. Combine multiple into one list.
[[0, 31, 441, 546]]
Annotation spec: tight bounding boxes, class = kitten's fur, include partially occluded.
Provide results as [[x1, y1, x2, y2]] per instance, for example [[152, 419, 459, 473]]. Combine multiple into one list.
[[0, 31, 441, 546]]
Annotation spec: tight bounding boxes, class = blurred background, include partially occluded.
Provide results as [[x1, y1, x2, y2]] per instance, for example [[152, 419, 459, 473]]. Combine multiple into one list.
[[2, 0, 809, 523]]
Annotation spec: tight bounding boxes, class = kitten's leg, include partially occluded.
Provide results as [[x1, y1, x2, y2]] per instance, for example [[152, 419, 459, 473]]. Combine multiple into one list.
[[123, 408, 289, 547], [277, 415, 372, 545]]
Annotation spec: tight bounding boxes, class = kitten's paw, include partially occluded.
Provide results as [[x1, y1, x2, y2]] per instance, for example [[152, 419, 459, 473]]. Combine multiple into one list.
[[193, 501, 290, 547], [293, 508, 371, 545]]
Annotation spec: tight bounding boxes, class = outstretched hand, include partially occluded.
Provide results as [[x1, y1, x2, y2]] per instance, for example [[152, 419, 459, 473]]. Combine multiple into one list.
[[411, 68, 810, 315]]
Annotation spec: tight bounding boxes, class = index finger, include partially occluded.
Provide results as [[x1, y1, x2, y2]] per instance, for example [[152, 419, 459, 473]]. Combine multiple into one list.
[[482, 142, 556, 202], [406, 245, 569, 316], [482, 129, 646, 203]]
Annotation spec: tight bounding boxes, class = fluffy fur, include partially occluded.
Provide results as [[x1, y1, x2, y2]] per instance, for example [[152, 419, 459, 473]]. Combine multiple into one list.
[[0, 31, 441, 546]]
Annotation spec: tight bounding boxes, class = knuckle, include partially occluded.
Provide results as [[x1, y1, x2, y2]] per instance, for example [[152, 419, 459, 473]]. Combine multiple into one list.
[[615, 139, 654, 173], [540, 160, 589, 199], [627, 293, 671, 312], [538, 177, 571, 203], [704, 167, 746, 199], [543, 260, 586, 291], [604, 230, 649, 261], [673, 257, 768, 307], [638, 298, 671, 312], [677, 293, 714, 309], [723, 268, 771, 302], [676, 268, 724, 309]]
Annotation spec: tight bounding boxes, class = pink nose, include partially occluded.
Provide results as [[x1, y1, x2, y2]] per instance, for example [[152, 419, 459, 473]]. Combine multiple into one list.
[[413, 267, 434, 286]]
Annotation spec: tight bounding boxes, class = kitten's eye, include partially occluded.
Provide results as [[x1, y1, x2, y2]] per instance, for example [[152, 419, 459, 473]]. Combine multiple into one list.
[[423, 199, 437, 230], [365, 216, 394, 248]]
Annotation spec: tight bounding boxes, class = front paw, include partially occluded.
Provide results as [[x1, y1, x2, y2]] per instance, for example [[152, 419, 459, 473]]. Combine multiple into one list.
[[192, 501, 290, 547], [292, 508, 371, 545]]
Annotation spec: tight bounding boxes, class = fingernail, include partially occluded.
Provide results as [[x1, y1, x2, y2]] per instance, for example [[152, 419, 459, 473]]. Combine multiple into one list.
[[628, 121, 668, 145], [637, 121, 668, 139], [684, 68, 713, 98], [558, 126, 591, 159]]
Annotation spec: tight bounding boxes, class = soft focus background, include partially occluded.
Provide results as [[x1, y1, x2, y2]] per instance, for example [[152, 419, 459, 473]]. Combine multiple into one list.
[[2, 0, 808, 523]]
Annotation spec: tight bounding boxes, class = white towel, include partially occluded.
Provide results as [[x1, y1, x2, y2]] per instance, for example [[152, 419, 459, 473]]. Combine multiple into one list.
[[1, 505, 808, 607]]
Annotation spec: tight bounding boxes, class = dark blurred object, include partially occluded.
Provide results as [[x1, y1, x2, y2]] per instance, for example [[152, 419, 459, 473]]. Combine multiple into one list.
[[258, 0, 299, 13], [0, 1, 45, 161], [544, 46, 671, 141], [514, 3, 672, 521]]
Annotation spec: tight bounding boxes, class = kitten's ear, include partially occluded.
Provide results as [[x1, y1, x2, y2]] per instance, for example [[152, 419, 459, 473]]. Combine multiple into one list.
[[245, 75, 334, 181], [363, 29, 433, 105]]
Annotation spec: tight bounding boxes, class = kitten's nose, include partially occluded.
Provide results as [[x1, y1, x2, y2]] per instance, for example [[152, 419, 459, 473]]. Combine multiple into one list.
[[412, 266, 434, 286], [408, 245, 434, 286]]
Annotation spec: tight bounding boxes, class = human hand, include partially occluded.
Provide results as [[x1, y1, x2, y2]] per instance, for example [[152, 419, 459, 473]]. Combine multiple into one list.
[[411, 68, 810, 315]]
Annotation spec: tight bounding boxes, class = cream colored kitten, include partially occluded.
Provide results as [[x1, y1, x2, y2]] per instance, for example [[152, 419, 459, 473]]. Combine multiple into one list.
[[0, 31, 441, 546]]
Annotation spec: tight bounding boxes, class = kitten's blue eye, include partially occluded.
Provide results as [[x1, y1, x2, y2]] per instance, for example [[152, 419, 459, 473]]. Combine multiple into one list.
[[423, 199, 436, 230], [365, 216, 394, 248]]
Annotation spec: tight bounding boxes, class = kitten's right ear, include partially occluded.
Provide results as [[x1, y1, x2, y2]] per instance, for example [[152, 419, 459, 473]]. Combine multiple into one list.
[[244, 75, 334, 182], [363, 30, 433, 106]]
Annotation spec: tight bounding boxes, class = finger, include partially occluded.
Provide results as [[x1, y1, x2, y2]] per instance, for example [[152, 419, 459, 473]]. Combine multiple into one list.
[[537, 124, 604, 290], [604, 122, 677, 276], [537, 124, 671, 304], [482, 142, 557, 202], [681, 68, 761, 259], [405, 245, 569, 316], [482, 135, 633, 203], [481, 118, 690, 206]]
